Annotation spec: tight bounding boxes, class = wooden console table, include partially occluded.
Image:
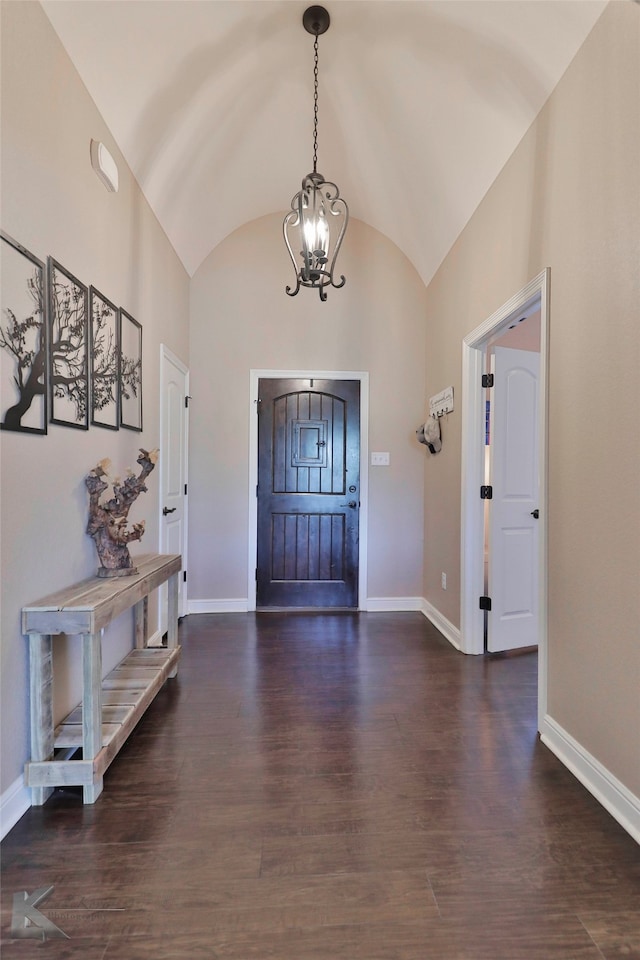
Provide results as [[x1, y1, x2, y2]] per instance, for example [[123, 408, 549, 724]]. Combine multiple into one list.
[[22, 553, 181, 805]]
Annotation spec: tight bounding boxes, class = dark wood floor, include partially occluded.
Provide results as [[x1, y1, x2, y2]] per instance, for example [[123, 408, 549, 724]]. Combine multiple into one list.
[[2, 612, 639, 959]]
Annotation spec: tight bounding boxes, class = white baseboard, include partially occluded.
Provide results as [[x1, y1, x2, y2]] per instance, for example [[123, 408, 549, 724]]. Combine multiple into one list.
[[188, 598, 249, 614], [541, 714, 640, 845], [186, 598, 462, 641], [189, 598, 427, 615], [364, 597, 424, 613], [1, 775, 31, 841], [420, 599, 462, 650]]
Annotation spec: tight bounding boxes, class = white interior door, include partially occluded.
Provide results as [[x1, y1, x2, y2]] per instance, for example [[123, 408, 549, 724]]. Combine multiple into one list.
[[159, 345, 189, 626], [487, 346, 540, 652]]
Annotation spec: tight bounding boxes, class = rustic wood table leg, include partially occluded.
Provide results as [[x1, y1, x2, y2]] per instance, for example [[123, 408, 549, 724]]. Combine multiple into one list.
[[167, 571, 179, 677], [28, 633, 54, 806], [82, 632, 103, 803], [134, 596, 148, 649]]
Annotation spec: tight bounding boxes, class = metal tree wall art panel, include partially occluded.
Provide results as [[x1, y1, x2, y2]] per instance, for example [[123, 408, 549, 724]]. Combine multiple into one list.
[[119, 309, 142, 431], [48, 258, 89, 429], [90, 286, 120, 430], [0, 232, 48, 434]]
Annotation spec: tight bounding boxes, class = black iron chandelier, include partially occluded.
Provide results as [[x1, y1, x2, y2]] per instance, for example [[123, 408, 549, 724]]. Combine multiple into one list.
[[283, 5, 348, 302]]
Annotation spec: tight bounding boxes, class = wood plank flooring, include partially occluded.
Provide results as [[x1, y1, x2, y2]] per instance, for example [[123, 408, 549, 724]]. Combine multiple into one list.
[[2, 612, 639, 958]]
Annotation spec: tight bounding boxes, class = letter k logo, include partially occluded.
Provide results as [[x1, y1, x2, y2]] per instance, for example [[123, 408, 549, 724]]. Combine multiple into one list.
[[10, 886, 69, 940]]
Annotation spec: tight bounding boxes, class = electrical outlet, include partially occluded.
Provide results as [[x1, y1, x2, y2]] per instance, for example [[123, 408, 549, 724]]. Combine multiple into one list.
[[441, 572, 447, 590]]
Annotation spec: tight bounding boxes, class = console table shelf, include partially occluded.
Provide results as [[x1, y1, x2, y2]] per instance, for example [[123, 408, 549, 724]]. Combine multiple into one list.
[[22, 553, 181, 805]]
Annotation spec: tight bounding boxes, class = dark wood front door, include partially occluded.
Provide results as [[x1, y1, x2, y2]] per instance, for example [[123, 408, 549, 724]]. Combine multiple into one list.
[[257, 378, 360, 608]]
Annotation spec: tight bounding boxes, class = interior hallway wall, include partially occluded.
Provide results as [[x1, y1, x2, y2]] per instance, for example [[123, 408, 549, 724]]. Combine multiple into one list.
[[421, 1, 640, 801], [188, 215, 428, 608], [0, 1, 190, 820]]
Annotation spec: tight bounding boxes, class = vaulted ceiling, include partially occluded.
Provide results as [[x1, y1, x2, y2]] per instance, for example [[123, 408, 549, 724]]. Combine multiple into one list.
[[41, 0, 606, 285]]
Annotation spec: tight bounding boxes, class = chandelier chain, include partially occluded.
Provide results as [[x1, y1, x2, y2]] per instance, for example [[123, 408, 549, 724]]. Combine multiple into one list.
[[312, 33, 319, 174]]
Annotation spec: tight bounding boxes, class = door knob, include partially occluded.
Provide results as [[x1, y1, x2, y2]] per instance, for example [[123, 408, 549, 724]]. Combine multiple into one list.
[[530, 509, 539, 519], [340, 501, 358, 509], [163, 507, 177, 516]]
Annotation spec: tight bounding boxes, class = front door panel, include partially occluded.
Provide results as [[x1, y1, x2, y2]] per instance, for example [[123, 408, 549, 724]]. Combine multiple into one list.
[[257, 378, 360, 608]]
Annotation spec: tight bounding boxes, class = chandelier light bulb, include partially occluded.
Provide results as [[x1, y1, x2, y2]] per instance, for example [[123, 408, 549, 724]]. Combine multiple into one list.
[[303, 211, 328, 260]]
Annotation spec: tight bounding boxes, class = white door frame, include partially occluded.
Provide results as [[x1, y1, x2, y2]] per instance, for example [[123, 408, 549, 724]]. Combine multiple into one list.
[[159, 344, 190, 619], [460, 270, 549, 726], [248, 369, 369, 612]]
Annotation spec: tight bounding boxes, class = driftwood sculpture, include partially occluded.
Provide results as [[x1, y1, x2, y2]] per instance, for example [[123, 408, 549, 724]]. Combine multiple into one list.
[[86, 448, 158, 577]]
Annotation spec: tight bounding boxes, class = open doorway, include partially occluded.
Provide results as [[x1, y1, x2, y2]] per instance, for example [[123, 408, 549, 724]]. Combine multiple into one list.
[[460, 270, 549, 730]]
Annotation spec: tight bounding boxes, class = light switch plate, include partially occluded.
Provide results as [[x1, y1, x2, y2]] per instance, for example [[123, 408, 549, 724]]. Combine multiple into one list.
[[371, 452, 390, 466]]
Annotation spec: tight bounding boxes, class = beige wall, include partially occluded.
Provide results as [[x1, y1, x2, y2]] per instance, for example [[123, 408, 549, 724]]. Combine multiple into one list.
[[422, 2, 640, 796], [0, 2, 190, 799], [189, 215, 428, 606]]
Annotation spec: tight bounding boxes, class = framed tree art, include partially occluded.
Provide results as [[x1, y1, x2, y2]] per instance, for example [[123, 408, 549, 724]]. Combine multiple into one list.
[[90, 286, 120, 429], [0, 231, 48, 434], [48, 258, 89, 429], [119, 309, 142, 431]]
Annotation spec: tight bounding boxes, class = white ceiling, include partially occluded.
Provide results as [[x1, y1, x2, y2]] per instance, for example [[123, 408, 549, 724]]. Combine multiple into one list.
[[41, 0, 607, 284]]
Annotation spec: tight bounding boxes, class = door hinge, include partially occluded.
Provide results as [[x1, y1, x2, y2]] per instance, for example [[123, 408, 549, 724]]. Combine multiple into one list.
[[479, 596, 492, 611], [481, 485, 493, 499], [185, 395, 191, 409], [255, 568, 258, 582], [183, 571, 187, 583], [482, 374, 494, 388], [184, 483, 187, 496]]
